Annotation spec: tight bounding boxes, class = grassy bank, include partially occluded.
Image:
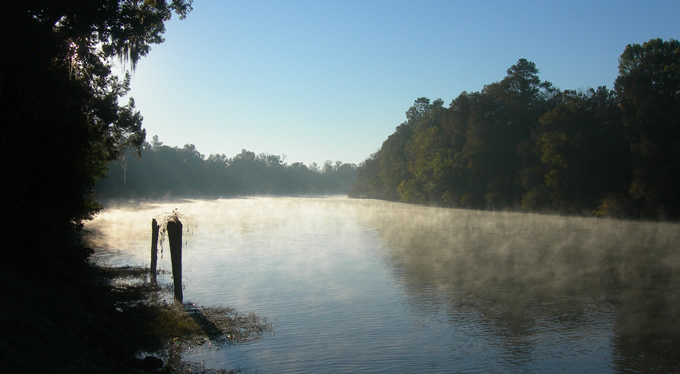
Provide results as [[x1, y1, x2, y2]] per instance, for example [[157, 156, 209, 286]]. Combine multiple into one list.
[[0, 263, 270, 373]]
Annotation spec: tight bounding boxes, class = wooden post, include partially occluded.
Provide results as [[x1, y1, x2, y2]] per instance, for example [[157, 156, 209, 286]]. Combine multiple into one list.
[[150, 219, 159, 283], [167, 219, 183, 302]]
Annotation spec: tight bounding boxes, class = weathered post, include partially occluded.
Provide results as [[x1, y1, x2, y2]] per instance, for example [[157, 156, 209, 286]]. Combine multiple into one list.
[[167, 219, 183, 302], [150, 219, 159, 283]]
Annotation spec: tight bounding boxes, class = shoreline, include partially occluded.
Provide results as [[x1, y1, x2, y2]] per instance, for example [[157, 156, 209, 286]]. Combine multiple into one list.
[[0, 263, 270, 373]]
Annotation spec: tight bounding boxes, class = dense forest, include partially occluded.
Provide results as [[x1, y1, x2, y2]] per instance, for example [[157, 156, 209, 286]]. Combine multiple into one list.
[[96, 137, 358, 197], [349, 38, 680, 220]]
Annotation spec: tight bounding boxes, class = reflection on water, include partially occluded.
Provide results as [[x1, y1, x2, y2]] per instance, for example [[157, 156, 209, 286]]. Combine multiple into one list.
[[85, 197, 680, 373], [357, 202, 680, 373]]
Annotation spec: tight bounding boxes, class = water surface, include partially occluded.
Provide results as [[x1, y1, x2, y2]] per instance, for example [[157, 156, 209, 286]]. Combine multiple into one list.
[[85, 196, 680, 373]]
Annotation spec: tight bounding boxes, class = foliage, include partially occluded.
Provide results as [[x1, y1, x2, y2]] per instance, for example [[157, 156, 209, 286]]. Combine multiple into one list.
[[351, 39, 680, 219], [95, 139, 358, 197], [2, 0, 192, 265], [615, 38, 680, 218]]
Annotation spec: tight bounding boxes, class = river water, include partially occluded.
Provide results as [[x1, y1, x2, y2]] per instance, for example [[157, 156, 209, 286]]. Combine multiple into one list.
[[84, 196, 680, 373]]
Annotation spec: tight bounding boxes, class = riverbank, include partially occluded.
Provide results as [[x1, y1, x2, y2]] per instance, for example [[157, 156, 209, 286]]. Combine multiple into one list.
[[0, 262, 270, 373]]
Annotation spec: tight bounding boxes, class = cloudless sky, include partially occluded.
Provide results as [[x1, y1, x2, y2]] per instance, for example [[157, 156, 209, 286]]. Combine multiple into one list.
[[124, 0, 679, 166]]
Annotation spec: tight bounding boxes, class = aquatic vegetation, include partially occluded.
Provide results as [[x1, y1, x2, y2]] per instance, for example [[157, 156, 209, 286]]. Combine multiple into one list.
[[97, 266, 272, 372]]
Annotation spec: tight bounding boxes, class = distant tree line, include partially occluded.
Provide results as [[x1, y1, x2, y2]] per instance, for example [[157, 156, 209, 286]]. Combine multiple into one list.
[[96, 137, 358, 197], [350, 38, 680, 220]]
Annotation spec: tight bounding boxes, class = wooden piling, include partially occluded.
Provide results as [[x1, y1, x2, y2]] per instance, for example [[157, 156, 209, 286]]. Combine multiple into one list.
[[150, 219, 159, 283], [167, 219, 183, 302]]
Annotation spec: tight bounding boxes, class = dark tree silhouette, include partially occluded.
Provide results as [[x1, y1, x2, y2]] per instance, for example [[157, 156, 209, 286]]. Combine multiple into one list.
[[1, 0, 192, 267]]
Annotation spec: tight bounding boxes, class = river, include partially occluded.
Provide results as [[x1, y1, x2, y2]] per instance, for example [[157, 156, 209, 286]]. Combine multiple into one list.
[[84, 196, 680, 373]]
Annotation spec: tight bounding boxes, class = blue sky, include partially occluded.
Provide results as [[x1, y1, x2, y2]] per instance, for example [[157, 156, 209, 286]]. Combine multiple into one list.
[[124, 0, 679, 166]]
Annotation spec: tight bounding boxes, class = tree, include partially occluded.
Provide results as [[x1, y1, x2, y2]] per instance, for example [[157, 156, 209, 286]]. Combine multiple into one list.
[[371, 98, 446, 201], [615, 38, 680, 218], [1, 1, 193, 266], [436, 92, 478, 206], [350, 47, 677, 219], [401, 99, 447, 203], [459, 59, 557, 208], [534, 88, 630, 213], [349, 153, 383, 198]]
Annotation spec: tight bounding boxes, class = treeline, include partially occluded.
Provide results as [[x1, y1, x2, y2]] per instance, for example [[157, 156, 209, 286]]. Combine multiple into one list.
[[96, 137, 358, 197], [350, 39, 680, 220]]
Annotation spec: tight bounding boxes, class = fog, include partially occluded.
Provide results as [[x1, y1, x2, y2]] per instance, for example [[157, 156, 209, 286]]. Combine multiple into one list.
[[85, 196, 680, 372], [353, 200, 680, 370], [357, 200, 678, 298]]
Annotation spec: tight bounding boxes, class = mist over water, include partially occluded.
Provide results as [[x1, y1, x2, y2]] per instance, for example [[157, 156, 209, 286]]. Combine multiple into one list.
[[357, 201, 680, 371], [85, 196, 680, 373]]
